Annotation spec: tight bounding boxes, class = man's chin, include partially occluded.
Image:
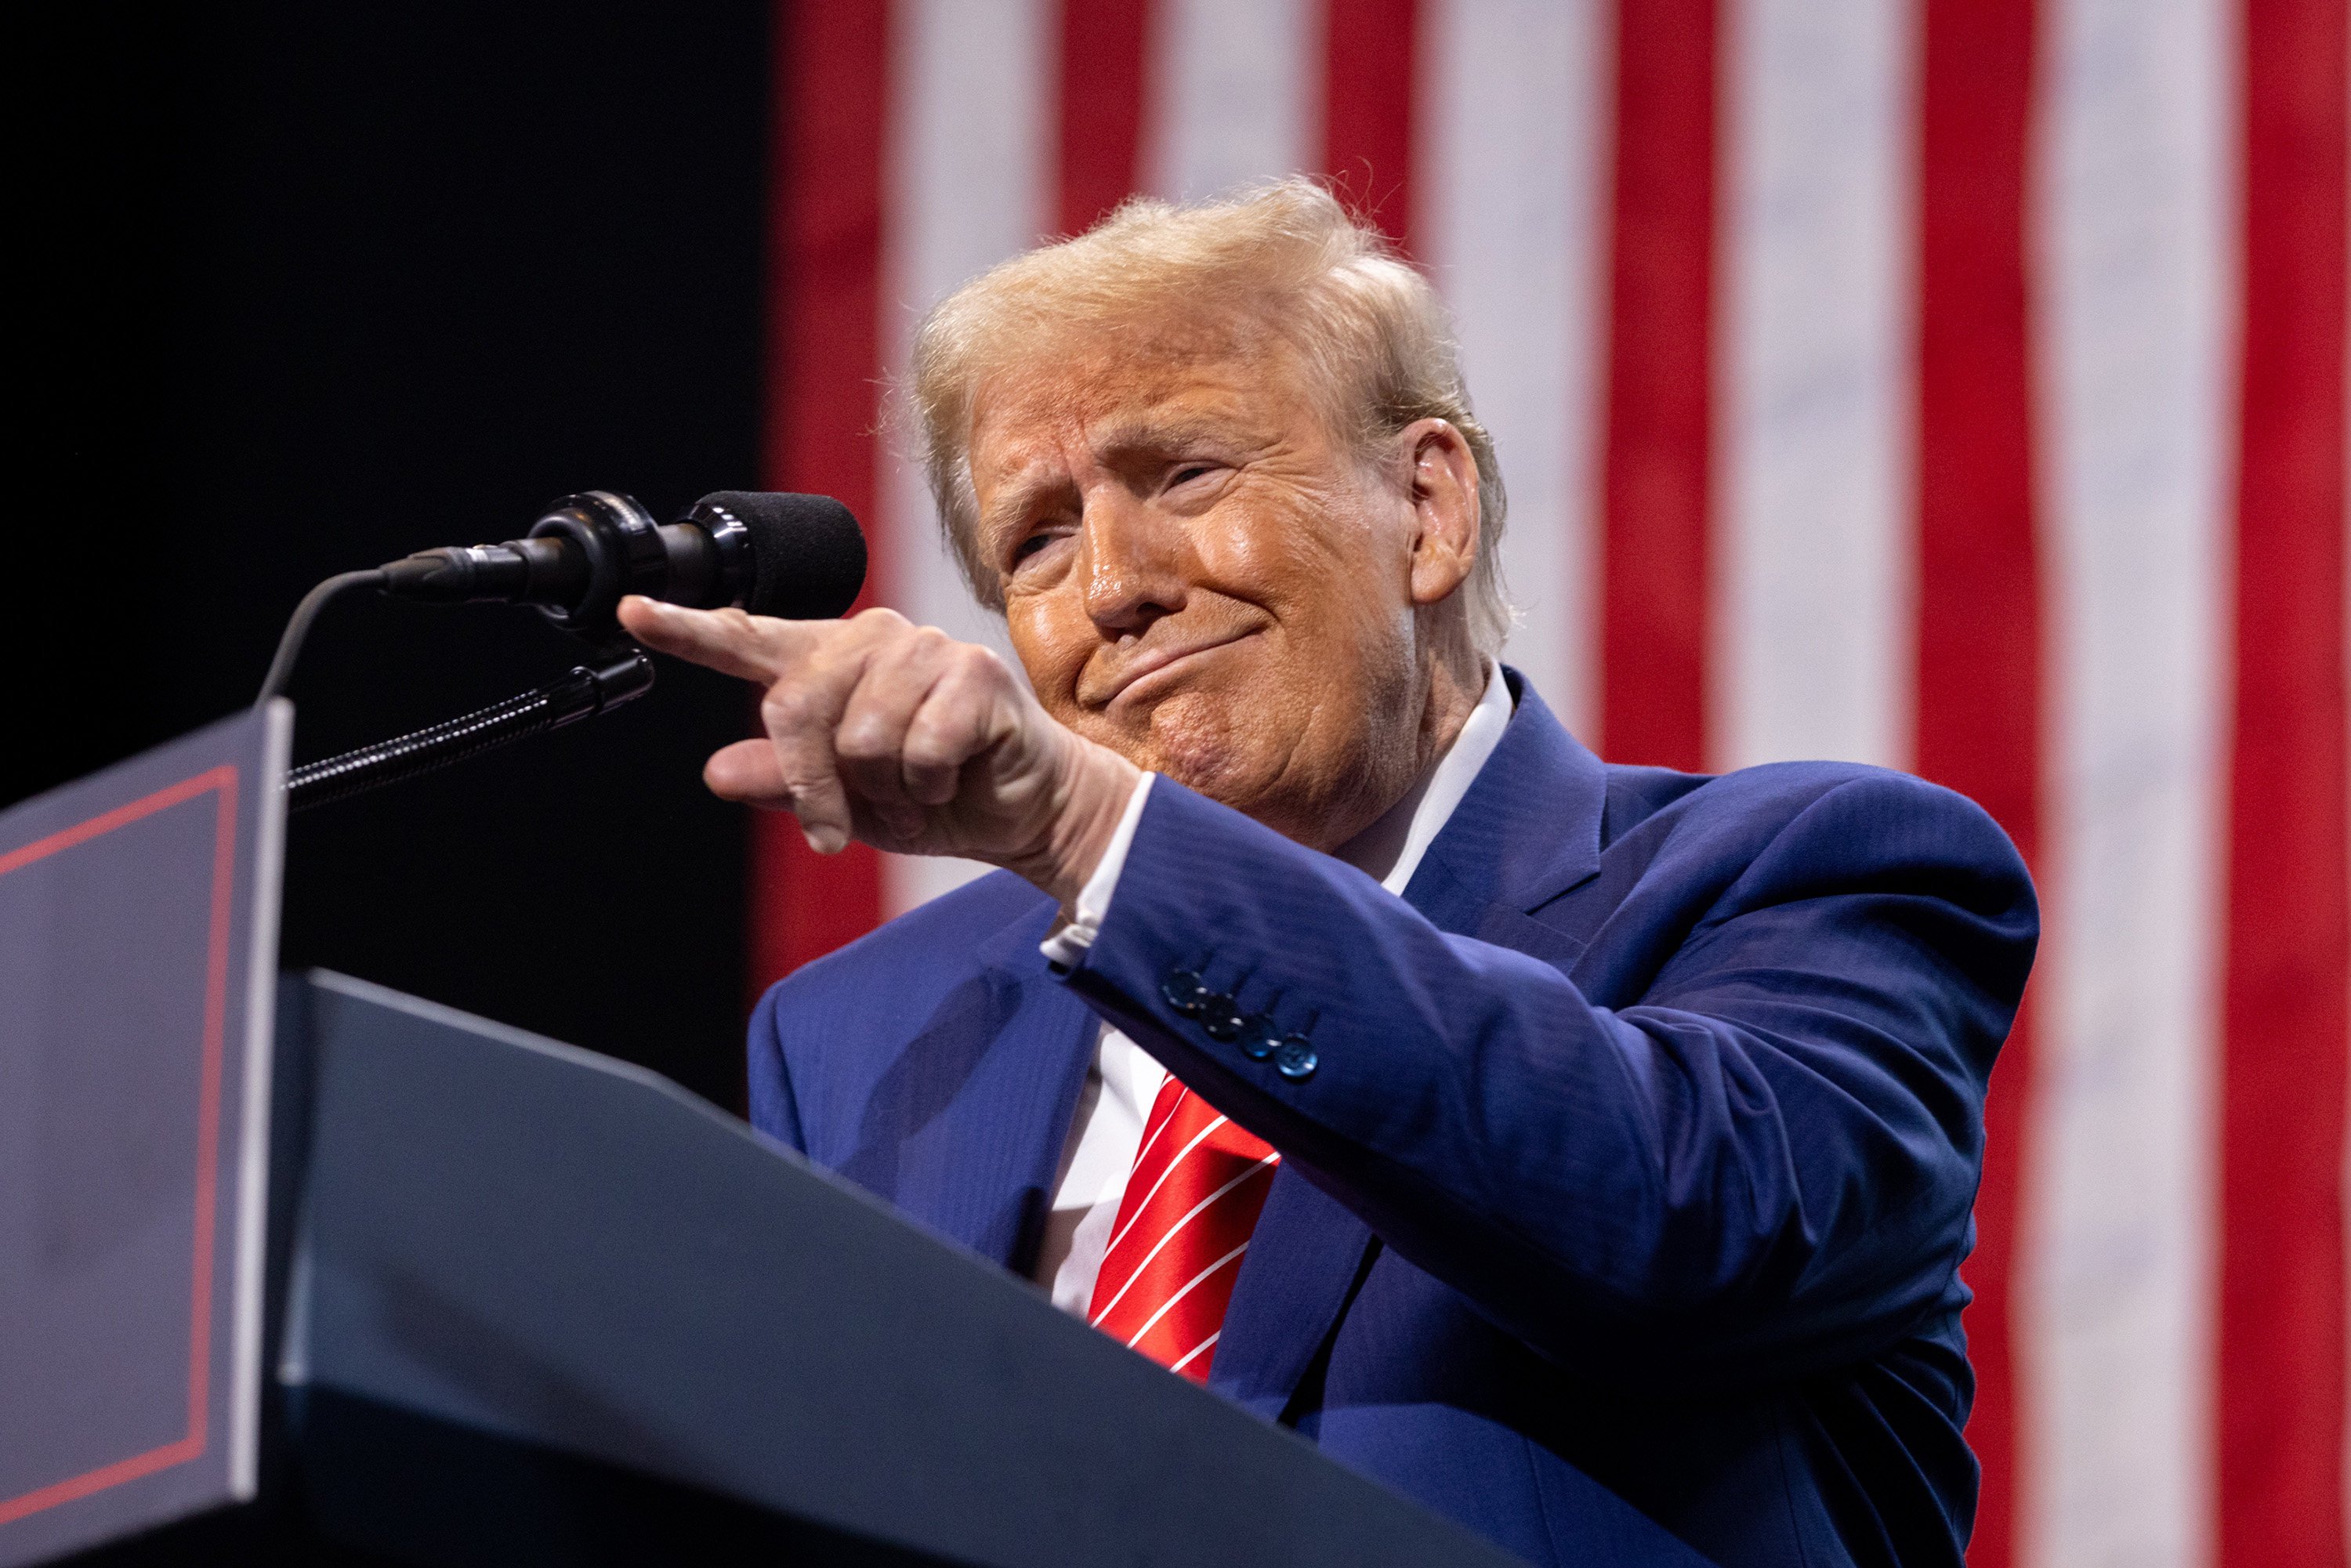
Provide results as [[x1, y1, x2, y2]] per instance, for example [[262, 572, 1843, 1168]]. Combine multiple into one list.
[[1115, 690, 1316, 826]]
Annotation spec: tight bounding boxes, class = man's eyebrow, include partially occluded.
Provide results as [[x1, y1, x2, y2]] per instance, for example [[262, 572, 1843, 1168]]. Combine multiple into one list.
[[977, 415, 1253, 545], [978, 409, 1288, 555], [977, 466, 1076, 549], [1090, 414, 1248, 458]]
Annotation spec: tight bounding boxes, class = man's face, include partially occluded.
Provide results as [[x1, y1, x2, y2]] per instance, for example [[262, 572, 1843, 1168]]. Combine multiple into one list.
[[965, 312, 1429, 846]]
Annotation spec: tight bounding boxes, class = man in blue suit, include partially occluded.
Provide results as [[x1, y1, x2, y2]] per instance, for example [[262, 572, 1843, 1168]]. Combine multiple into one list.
[[621, 180, 2036, 1567]]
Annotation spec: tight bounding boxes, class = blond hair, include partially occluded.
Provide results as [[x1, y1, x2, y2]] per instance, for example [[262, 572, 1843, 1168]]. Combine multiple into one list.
[[904, 178, 1513, 652]]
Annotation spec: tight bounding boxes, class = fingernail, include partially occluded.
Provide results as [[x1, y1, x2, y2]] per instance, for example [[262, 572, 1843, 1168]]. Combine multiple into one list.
[[804, 826, 846, 855]]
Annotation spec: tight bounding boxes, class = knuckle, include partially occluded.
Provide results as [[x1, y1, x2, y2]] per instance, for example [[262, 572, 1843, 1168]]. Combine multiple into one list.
[[835, 720, 889, 764], [905, 709, 978, 768], [955, 643, 1006, 679], [898, 724, 948, 769], [762, 685, 813, 726], [712, 606, 765, 645], [903, 747, 960, 788]]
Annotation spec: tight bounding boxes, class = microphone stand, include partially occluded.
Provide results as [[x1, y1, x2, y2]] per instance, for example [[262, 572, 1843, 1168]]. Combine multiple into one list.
[[282, 635, 654, 814]]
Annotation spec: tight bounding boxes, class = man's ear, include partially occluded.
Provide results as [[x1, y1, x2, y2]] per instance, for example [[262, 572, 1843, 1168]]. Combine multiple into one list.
[[1402, 418, 1481, 608]]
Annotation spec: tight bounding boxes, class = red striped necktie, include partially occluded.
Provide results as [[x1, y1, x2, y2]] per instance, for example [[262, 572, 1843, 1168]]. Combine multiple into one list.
[[1086, 1076, 1281, 1382]]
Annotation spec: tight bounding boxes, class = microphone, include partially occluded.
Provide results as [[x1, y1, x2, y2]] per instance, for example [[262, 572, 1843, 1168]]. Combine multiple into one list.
[[379, 489, 868, 631]]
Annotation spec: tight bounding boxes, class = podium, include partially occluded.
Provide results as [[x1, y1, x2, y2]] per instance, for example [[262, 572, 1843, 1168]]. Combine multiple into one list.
[[2, 712, 1512, 1566]]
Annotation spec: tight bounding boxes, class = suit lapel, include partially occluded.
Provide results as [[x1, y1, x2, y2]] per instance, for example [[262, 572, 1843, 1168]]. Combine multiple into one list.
[[1401, 672, 1608, 929], [843, 902, 1099, 1269], [1210, 672, 1611, 1416], [1208, 1169, 1376, 1418]]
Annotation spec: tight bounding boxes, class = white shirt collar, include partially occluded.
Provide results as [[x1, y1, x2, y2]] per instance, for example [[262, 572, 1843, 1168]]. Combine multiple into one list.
[[1335, 659, 1515, 895], [1031, 658, 1520, 1311], [1042, 661, 1516, 969]]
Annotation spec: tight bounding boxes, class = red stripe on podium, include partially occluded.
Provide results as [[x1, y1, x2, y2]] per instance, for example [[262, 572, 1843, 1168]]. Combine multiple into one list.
[[0, 766, 240, 1526]]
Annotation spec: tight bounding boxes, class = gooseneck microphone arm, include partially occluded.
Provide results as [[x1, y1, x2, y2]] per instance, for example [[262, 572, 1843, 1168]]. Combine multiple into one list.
[[281, 639, 654, 813], [256, 488, 867, 814]]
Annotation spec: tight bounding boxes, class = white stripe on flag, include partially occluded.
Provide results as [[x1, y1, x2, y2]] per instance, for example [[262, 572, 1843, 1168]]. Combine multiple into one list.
[[1143, 0, 1321, 201], [2024, 0, 2233, 1561], [879, 0, 1052, 915], [1712, 0, 1917, 771], [1418, 0, 1609, 733]]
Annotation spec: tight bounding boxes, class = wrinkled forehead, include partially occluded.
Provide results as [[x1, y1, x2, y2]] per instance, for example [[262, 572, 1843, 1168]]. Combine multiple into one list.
[[963, 304, 1326, 480]]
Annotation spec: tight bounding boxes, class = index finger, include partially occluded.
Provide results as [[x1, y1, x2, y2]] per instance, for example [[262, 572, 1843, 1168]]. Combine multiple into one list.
[[617, 596, 814, 683]]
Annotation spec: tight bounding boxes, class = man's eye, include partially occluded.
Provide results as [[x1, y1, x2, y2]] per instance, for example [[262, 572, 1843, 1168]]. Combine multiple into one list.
[[1012, 529, 1070, 567], [1168, 463, 1216, 489]]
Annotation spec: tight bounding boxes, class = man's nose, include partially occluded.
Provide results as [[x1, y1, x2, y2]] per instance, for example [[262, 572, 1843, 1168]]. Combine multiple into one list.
[[1078, 490, 1187, 633]]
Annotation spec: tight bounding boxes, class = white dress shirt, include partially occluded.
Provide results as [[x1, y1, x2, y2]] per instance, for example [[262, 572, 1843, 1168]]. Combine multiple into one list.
[[1030, 661, 1516, 1314]]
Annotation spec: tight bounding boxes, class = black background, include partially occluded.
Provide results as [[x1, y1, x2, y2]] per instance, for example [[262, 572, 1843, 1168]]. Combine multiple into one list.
[[19, 2, 774, 1111]]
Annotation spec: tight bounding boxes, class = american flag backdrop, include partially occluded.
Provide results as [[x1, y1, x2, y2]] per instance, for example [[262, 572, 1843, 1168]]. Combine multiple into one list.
[[751, 2, 2349, 1563]]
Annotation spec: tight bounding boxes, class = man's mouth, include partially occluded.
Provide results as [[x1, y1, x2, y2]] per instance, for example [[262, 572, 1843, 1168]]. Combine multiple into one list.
[[1091, 630, 1255, 710]]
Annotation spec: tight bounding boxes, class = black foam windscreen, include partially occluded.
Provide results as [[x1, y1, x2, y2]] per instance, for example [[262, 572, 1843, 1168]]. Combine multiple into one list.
[[693, 491, 868, 620]]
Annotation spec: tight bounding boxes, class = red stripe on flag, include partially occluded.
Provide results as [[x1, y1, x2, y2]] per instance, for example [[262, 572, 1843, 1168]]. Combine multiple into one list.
[[1322, 0, 1419, 251], [1600, 0, 1715, 771], [1914, 2, 2041, 1563], [1056, 0, 1150, 237], [753, 0, 889, 992], [2218, 2, 2351, 1564]]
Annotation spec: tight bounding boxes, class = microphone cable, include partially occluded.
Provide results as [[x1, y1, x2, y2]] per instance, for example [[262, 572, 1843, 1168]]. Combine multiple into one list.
[[254, 568, 387, 708], [251, 563, 656, 813]]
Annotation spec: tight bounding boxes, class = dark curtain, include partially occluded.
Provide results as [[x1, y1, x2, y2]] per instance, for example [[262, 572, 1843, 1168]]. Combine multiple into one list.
[[18, 2, 772, 1112]]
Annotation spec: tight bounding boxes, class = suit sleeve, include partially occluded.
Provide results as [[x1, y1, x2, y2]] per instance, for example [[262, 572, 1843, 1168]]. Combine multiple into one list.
[[1055, 771, 2036, 1388]]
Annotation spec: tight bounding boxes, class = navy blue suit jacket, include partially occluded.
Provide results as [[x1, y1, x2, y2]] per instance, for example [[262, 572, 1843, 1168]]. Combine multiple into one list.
[[748, 673, 2036, 1567]]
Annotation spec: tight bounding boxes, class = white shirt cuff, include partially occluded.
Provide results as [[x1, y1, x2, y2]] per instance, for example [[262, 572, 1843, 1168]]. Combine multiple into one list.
[[1039, 771, 1155, 969]]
